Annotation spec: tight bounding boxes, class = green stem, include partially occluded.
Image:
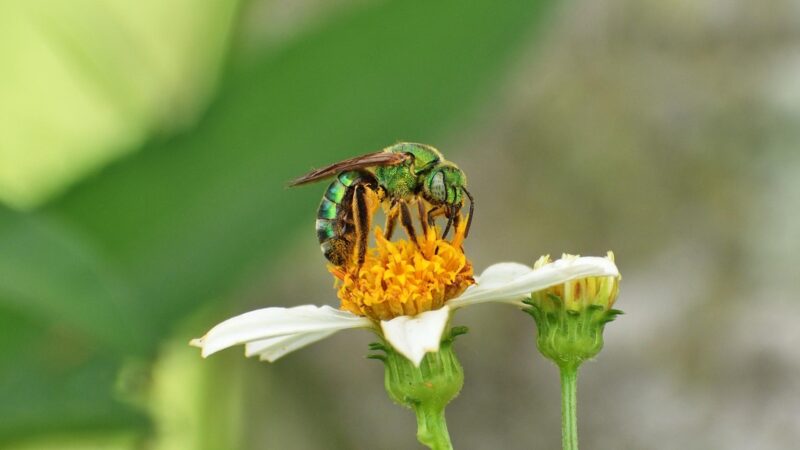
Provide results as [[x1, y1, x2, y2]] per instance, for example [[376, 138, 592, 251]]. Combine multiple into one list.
[[414, 405, 453, 450], [560, 365, 579, 450]]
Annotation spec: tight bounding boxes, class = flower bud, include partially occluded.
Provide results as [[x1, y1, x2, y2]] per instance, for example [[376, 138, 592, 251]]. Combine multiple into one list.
[[525, 252, 621, 369]]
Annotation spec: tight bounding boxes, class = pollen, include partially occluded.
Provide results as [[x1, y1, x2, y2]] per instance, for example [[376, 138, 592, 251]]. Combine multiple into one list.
[[330, 222, 474, 321]]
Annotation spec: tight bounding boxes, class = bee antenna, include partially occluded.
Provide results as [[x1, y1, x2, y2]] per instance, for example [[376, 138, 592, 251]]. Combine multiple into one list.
[[462, 187, 474, 238]]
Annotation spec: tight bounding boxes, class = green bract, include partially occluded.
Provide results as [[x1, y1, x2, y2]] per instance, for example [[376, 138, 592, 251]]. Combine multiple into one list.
[[525, 299, 622, 370], [370, 327, 467, 450]]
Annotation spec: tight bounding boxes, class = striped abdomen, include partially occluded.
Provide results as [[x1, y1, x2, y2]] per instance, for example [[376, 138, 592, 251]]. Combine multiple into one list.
[[316, 170, 378, 266]]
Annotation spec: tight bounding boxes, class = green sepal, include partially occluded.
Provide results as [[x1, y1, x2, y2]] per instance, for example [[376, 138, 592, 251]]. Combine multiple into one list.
[[367, 341, 390, 361], [444, 325, 469, 343], [369, 327, 465, 450], [375, 337, 463, 409], [524, 294, 622, 370], [600, 308, 625, 325]]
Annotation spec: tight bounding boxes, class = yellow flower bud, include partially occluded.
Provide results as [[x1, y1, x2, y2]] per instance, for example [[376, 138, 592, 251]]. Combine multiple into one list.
[[525, 251, 622, 370]]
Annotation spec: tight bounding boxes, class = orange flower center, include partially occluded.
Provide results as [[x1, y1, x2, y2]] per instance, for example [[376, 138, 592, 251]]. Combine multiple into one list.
[[329, 222, 474, 321]]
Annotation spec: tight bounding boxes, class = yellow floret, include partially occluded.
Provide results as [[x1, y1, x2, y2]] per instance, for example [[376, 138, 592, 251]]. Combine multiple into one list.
[[330, 222, 474, 321]]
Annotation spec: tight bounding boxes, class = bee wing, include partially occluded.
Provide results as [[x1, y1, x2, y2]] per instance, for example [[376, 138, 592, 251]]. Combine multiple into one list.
[[288, 151, 410, 186]]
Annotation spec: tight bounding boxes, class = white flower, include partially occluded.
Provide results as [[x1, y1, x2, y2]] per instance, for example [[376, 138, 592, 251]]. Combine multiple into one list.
[[190, 256, 619, 367]]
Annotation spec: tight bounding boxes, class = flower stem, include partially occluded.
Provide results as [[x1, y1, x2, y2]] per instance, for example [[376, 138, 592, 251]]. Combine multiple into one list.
[[560, 365, 579, 450], [414, 404, 453, 450], [376, 331, 464, 450]]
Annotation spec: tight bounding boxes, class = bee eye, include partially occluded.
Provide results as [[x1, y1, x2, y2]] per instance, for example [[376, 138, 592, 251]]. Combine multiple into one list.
[[429, 171, 446, 201]]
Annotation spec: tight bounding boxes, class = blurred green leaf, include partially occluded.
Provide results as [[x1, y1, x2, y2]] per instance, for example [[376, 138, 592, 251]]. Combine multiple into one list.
[[0, 206, 150, 443], [0, 309, 148, 445], [0, 0, 239, 208], [0, 206, 152, 352]]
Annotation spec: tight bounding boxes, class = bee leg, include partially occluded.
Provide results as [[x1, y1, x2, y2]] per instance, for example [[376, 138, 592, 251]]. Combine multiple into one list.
[[450, 211, 462, 240], [353, 185, 371, 268], [442, 215, 454, 240], [462, 187, 475, 238], [417, 200, 429, 235], [426, 205, 446, 235], [399, 202, 419, 246], [384, 201, 399, 240]]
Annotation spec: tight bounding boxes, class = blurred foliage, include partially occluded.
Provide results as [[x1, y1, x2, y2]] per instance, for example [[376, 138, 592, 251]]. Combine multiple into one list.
[[0, 0, 555, 446], [0, 208, 151, 443], [0, 0, 239, 208]]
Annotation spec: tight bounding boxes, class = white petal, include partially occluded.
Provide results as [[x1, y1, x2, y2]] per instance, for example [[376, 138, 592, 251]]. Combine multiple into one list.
[[448, 257, 619, 309], [380, 306, 451, 367], [245, 330, 338, 362], [473, 262, 533, 288], [191, 304, 373, 358]]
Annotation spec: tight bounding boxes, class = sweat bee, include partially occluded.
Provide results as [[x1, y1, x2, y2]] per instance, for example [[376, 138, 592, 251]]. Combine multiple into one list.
[[289, 142, 475, 268]]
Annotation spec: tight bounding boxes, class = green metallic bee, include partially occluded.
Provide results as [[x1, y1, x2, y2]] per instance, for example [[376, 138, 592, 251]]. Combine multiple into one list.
[[289, 142, 474, 267]]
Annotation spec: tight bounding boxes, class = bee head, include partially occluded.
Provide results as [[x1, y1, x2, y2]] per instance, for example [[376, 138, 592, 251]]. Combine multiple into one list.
[[422, 164, 466, 209]]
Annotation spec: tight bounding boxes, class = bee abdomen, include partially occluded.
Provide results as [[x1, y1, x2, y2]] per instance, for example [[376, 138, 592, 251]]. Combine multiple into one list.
[[316, 218, 337, 242], [320, 238, 349, 266], [316, 170, 377, 266]]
